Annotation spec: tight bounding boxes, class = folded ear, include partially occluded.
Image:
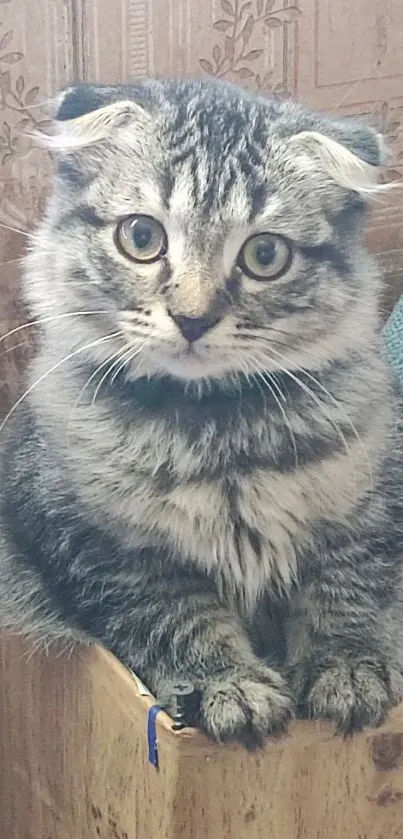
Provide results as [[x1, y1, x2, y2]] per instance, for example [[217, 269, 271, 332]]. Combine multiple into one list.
[[287, 117, 390, 198], [55, 83, 124, 122], [319, 117, 387, 168], [43, 84, 149, 152]]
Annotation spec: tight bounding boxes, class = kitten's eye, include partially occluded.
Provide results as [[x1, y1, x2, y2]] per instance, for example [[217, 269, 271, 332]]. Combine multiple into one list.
[[237, 233, 291, 281], [115, 215, 167, 263]]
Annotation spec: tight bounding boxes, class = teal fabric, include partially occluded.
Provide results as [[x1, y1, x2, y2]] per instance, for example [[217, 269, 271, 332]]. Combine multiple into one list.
[[383, 295, 403, 386]]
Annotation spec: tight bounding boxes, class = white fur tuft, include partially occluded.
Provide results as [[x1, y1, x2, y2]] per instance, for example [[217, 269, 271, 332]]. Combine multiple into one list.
[[36, 100, 145, 152], [289, 130, 399, 197]]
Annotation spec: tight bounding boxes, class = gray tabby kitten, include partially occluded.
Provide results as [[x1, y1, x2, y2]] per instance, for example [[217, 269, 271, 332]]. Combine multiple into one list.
[[1, 78, 403, 746]]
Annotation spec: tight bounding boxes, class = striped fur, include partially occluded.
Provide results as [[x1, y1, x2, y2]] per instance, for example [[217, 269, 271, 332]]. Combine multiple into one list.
[[1, 78, 403, 746]]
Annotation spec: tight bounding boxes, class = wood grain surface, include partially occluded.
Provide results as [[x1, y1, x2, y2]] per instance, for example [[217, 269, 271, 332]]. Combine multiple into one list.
[[1, 633, 403, 839]]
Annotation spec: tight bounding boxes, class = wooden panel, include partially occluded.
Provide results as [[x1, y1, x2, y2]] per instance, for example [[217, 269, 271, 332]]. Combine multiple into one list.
[[1, 632, 403, 839], [296, 0, 403, 108]]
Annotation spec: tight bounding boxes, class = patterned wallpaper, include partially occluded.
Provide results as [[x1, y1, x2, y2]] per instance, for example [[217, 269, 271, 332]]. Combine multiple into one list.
[[1, 0, 403, 410]]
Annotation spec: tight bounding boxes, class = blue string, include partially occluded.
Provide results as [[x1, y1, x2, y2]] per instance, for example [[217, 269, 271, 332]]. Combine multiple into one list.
[[147, 704, 163, 768]]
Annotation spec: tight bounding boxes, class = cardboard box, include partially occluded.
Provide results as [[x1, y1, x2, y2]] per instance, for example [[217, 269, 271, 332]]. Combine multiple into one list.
[[1, 632, 403, 839]]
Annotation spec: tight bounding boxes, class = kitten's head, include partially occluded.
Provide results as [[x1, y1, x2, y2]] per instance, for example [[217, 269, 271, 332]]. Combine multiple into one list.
[[28, 78, 387, 383]]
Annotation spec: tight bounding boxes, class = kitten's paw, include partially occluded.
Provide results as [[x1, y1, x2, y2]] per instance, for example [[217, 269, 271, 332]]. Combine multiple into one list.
[[290, 656, 401, 733], [199, 665, 292, 748]]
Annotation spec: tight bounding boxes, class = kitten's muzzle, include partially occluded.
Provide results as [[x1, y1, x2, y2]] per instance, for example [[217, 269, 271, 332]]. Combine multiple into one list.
[[167, 310, 222, 343]]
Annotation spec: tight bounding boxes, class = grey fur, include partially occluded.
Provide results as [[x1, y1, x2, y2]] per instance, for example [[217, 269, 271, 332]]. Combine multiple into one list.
[[0, 77, 403, 746]]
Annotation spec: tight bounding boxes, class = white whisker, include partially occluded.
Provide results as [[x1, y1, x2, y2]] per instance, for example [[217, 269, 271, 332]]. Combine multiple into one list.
[[91, 347, 132, 406], [72, 338, 127, 412], [247, 346, 359, 500], [0, 341, 31, 356], [260, 370, 299, 468], [240, 350, 299, 468], [268, 371, 287, 403], [110, 342, 148, 384], [263, 342, 374, 496], [90, 341, 148, 407], [0, 332, 122, 435], [110, 344, 142, 384], [117, 342, 149, 383], [0, 222, 34, 240], [0, 257, 24, 267], [243, 328, 374, 495], [0, 310, 110, 346]]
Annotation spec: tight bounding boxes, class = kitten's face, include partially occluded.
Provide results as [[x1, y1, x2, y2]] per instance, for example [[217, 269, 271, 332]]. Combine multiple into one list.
[[29, 80, 384, 382]]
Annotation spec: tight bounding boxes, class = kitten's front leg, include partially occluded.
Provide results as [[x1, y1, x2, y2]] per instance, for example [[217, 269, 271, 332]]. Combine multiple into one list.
[[286, 567, 403, 732], [111, 583, 292, 747], [0, 515, 290, 748]]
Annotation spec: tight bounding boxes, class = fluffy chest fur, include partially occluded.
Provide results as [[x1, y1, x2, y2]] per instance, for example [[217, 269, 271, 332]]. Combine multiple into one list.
[[149, 458, 356, 610], [44, 369, 375, 614]]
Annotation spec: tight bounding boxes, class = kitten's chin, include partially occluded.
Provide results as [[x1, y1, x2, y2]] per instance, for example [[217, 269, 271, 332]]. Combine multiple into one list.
[[130, 346, 237, 381]]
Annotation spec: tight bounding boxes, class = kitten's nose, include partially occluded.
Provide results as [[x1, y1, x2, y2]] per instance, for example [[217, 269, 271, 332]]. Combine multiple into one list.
[[168, 311, 221, 343]]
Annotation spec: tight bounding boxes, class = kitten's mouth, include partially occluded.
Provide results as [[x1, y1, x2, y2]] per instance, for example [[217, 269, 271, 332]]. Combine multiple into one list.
[[147, 341, 224, 380], [167, 342, 203, 360]]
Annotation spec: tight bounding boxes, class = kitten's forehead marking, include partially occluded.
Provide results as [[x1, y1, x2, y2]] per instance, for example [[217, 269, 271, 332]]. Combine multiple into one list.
[[136, 180, 165, 220], [223, 175, 253, 225], [168, 154, 252, 223], [166, 223, 187, 268], [169, 169, 196, 219], [253, 195, 286, 226]]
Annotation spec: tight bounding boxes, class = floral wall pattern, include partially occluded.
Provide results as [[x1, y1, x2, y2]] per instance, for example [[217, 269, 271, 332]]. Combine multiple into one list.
[[0, 0, 403, 413], [199, 0, 300, 92], [0, 26, 51, 165]]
